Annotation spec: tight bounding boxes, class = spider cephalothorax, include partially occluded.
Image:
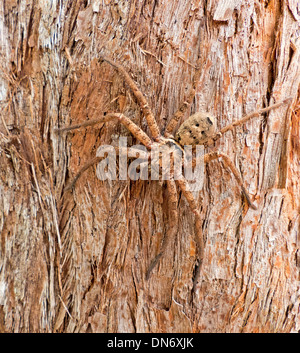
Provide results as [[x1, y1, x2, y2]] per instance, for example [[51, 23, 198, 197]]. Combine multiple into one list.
[[55, 55, 290, 281]]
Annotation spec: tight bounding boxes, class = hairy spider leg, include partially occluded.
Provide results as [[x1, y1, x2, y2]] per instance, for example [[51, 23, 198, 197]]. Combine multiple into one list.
[[146, 179, 178, 280], [191, 152, 257, 210], [175, 177, 205, 289], [62, 146, 149, 192], [204, 98, 292, 147], [100, 56, 161, 141], [55, 113, 153, 149], [164, 60, 203, 137]]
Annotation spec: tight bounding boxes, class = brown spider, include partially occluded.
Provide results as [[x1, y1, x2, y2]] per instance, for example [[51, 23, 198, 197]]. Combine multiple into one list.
[[55, 55, 290, 280]]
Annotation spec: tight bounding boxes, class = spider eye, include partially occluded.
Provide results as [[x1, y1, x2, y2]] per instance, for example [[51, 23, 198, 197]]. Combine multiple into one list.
[[201, 131, 206, 135], [193, 136, 196, 139], [195, 123, 200, 127]]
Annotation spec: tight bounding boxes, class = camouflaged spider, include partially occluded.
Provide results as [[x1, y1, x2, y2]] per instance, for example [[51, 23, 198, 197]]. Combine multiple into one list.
[[55, 55, 290, 280]]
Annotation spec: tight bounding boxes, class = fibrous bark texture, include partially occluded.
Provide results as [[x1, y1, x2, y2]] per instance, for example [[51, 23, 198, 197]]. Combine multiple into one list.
[[0, 0, 299, 333]]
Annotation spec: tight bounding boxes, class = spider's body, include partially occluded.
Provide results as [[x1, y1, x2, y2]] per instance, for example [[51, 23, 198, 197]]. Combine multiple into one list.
[[175, 112, 216, 146], [56, 55, 290, 281]]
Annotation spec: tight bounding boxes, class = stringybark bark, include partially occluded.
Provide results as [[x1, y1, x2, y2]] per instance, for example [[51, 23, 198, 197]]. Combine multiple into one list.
[[0, 0, 299, 333]]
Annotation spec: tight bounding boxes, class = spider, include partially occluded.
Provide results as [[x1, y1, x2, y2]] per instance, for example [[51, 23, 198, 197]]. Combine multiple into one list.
[[55, 55, 290, 281]]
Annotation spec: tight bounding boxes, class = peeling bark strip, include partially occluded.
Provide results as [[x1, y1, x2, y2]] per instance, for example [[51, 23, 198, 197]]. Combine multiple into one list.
[[0, 1, 300, 333], [213, 0, 239, 22]]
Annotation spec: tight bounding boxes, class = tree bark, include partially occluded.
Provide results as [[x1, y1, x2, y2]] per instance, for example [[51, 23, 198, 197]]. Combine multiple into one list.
[[0, 0, 299, 333]]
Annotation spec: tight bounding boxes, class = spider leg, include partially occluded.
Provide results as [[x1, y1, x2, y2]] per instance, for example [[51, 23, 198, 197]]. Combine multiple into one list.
[[63, 146, 149, 192], [175, 177, 205, 287], [164, 60, 202, 137], [194, 152, 257, 209], [204, 98, 292, 147], [55, 113, 153, 149], [64, 156, 102, 193], [146, 179, 178, 280], [100, 56, 161, 141]]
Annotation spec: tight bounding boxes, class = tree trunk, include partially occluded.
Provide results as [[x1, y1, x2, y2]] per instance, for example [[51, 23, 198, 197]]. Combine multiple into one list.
[[0, 0, 299, 333]]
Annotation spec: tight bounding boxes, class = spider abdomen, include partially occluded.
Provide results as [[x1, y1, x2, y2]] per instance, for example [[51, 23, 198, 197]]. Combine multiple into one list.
[[175, 112, 216, 146]]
